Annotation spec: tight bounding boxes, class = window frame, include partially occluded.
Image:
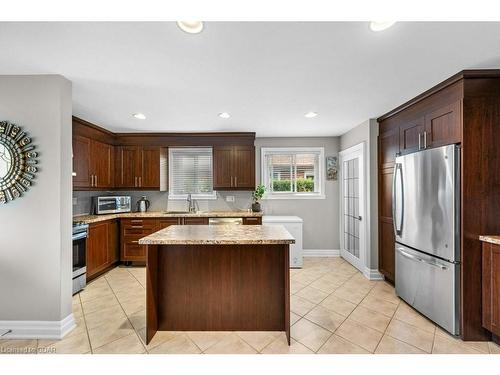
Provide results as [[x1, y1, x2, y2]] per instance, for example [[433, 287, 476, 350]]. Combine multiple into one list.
[[261, 147, 326, 200], [168, 147, 217, 200]]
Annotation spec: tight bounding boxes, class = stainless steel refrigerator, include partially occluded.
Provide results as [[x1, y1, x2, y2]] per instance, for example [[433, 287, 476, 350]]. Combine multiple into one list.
[[393, 144, 460, 335]]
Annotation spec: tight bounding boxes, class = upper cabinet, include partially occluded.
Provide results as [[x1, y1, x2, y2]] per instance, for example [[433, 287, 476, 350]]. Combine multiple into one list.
[[424, 101, 461, 148], [73, 116, 256, 192], [115, 146, 161, 189], [399, 117, 424, 155], [213, 145, 255, 190], [73, 135, 114, 190]]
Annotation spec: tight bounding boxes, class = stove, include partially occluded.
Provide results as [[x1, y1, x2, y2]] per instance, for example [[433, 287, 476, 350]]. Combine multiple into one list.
[[72, 221, 88, 294]]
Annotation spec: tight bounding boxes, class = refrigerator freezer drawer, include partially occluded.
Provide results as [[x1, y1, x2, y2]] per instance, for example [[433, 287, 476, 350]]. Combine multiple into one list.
[[395, 244, 460, 335]]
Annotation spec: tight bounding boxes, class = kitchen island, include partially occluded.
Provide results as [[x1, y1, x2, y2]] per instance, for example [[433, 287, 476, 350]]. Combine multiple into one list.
[[139, 224, 295, 345]]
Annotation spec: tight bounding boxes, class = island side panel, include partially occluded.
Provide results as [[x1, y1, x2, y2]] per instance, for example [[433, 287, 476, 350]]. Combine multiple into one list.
[[146, 244, 159, 344], [284, 244, 290, 345], [156, 243, 287, 333]]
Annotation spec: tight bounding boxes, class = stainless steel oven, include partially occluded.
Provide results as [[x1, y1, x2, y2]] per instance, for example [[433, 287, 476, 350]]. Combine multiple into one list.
[[92, 196, 131, 215], [72, 222, 88, 295]]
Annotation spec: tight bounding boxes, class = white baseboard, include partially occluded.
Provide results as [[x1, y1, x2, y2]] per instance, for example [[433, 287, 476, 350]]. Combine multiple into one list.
[[363, 267, 385, 280], [303, 249, 340, 257], [0, 313, 76, 340]]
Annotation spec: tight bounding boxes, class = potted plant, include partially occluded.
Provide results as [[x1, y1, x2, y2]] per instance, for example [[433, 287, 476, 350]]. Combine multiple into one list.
[[251, 184, 266, 212]]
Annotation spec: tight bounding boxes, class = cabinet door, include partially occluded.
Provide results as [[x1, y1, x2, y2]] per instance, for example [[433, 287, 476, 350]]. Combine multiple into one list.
[[424, 101, 461, 148], [157, 217, 180, 230], [140, 147, 160, 189], [483, 242, 500, 336], [183, 217, 209, 225], [233, 146, 255, 189], [399, 117, 424, 154], [91, 140, 114, 189], [117, 146, 141, 188], [378, 128, 400, 169], [87, 222, 109, 278], [378, 167, 395, 283], [107, 220, 119, 264], [213, 146, 233, 189], [73, 135, 92, 188]]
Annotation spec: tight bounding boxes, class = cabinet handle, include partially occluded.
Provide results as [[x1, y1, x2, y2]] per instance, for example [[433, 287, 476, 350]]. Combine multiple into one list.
[[95, 175, 98, 187], [230, 176, 233, 187], [131, 240, 139, 244], [235, 176, 237, 187], [131, 226, 143, 229], [139, 176, 142, 187], [418, 133, 422, 150], [131, 220, 143, 223], [423, 131, 427, 149], [134, 176, 137, 187]]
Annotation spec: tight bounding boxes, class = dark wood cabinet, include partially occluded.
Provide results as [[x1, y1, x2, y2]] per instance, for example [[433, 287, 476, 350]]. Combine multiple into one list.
[[121, 218, 158, 262], [213, 145, 255, 190], [377, 128, 399, 283], [243, 217, 262, 225], [183, 217, 209, 225], [73, 135, 91, 189], [424, 101, 461, 148], [72, 136, 114, 189], [87, 222, 109, 278], [91, 140, 114, 189], [482, 241, 500, 337], [157, 217, 181, 230], [377, 70, 500, 341], [87, 219, 119, 279], [115, 146, 161, 189], [399, 117, 424, 155]]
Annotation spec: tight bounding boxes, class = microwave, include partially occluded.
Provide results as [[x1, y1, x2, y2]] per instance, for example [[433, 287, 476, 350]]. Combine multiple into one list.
[[92, 196, 131, 215]]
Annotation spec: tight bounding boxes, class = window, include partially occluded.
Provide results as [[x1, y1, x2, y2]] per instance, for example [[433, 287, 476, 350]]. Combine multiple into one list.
[[261, 147, 325, 199], [168, 147, 216, 199]]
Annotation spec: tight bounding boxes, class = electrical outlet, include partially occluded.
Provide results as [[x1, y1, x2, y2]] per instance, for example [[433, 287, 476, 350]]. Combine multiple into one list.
[[225, 195, 235, 202], [72, 197, 77, 205]]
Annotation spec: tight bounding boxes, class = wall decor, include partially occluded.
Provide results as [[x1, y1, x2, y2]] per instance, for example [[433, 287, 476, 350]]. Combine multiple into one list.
[[0, 121, 38, 204], [326, 155, 338, 181]]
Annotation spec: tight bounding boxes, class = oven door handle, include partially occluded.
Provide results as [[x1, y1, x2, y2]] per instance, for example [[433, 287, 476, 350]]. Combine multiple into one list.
[[72, 232, 88, 241]]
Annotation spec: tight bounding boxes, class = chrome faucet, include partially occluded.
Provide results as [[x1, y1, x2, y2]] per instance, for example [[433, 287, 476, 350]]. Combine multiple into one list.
[[187, 193, 197, 213]]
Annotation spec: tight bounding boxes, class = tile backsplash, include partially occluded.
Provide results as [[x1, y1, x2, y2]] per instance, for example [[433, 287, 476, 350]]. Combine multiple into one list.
[[73, 190, 254, 216]]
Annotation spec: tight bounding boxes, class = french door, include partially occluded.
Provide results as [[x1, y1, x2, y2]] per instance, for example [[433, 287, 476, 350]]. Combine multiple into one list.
[[339, 143, 366, 272]]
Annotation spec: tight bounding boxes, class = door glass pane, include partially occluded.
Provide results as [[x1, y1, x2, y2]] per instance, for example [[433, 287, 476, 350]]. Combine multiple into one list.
[[343, 158, 360, 259]]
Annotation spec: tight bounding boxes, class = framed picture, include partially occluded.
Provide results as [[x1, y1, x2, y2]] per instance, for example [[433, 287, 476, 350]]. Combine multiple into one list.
[[326, 156, 338, 180]]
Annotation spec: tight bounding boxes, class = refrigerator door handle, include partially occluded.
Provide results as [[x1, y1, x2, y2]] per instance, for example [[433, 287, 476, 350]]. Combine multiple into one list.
[[392, 163, 404, 236], [397, 247, 448, 270]]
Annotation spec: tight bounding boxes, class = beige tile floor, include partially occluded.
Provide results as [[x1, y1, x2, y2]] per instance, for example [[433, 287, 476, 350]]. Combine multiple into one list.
[[1, 257, 499, 354]]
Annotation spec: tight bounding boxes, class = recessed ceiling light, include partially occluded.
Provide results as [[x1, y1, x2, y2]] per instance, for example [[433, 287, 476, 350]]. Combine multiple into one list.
[[218, 112, 231, 119], [304, 111, 318, 118], [369, 21, 396, 32], [133, 113, 146, 120], [177, 21, 204, 34]]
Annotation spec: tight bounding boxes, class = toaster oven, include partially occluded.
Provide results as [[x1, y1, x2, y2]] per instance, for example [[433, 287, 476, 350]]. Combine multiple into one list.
[[92, 196, 132, 215]]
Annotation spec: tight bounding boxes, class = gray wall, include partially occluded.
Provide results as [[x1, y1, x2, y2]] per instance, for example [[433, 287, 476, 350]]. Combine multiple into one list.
[[339, 119, 379, 270], [74, 136, 340, 250], [256, 137, 340, 250], [0, 75, 73, 324]]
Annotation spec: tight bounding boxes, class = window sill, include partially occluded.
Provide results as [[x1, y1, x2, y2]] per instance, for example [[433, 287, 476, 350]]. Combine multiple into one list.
[[262, 194, 326, 200]]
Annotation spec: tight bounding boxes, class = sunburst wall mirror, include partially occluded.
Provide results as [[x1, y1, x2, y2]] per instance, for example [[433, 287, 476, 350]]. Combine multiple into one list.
[[0, 121, 39, 204]]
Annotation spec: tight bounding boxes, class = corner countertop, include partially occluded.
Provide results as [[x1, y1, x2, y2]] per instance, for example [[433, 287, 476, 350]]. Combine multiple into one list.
[[479, 235, 500, 245], [73, 211, 263, 224], [138, 224, 295, 245]]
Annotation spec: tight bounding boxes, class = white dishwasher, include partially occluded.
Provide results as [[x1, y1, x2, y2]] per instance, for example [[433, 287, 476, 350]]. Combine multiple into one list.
[[262, 216, 303, 268]]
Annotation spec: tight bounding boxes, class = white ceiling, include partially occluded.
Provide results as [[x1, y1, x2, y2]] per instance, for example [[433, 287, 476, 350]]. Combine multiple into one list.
[[1, 22, 500, 137]]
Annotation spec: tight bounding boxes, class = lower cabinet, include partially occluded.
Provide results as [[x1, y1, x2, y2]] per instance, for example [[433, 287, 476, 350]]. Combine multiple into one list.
[[110, 216, 264, 263], [482, 241, 500, 336], [121, 218, 158, 262], [87, 220, 119, 279]]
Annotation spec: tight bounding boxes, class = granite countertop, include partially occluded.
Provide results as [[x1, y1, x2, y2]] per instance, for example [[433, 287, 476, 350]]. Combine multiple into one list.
[[73, 211, 263, 224], [138, 224, 295, 245], [479, 235, 500, 245]]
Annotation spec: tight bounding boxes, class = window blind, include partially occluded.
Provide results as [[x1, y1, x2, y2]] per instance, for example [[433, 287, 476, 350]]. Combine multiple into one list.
[[169, 147, 213, 195]]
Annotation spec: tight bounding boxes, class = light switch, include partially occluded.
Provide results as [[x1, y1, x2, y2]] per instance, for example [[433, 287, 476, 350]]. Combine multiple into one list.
[[226, 195, 235, 202], [72, 197, 77, 205]]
